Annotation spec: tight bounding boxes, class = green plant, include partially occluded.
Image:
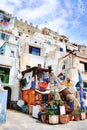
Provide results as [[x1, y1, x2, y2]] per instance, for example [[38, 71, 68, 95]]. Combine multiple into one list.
[[79, 108, 85, 113], [45, 108, 58, 116], [74, 110, 80, 116], [59, 99, 64, 106], [48, 110, 55, 115], [73, 109, 81, 121], [3, 75, 9, 83]]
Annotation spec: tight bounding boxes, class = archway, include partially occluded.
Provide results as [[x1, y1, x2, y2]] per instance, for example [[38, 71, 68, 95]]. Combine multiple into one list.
[[4, 86, 11, 108]]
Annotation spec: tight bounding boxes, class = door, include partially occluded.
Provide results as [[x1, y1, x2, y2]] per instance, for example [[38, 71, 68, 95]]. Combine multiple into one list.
[[4, 86, 11, 108]]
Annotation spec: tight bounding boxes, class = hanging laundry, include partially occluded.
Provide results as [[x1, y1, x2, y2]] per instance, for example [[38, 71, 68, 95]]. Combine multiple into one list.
[[3, 21, 9, 26], [0, 21, 3, 25], [24, 72, 33, 83], [23, 71, 33, 89], [38, 81, 48, 91]]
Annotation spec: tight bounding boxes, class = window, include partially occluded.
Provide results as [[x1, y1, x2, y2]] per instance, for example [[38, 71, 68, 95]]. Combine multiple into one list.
[[26, 65, 31, 70], [60, 48, 63, 52], [83, 82, 87, 88], [80, 61, 87, 72], [15, 36, 19, 41], [18, 32, 22, 36], [28, 30, 30, 32], [64, 39, 68, 43], [0, 32, 9, 41], [1, 33, 5, 40], [38, 64, 41, 68], [35, 41, 37, 43], [29, 46, 41, 56], [10, 50, 14, 57], [59, 38, 63, 42], [0, 67, 10, 83], [62, 64, 65, 70]]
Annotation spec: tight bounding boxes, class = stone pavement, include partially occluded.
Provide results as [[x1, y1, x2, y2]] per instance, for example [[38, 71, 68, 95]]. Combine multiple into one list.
[[0, 110, 87, 130]]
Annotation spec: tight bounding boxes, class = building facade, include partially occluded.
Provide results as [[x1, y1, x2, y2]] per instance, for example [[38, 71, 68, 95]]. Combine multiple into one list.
[[0, 10, 20, 108], [58, 43, 87, 88], [0, 10, 87, 108]]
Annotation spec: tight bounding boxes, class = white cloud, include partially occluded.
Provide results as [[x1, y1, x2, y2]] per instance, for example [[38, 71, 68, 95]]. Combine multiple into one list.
[[0, 0, 87, 45], [7, 0, 21, 7], [16, 0, 59, 21], [0, 0, 15, 14], [39, 17, 69, 35]]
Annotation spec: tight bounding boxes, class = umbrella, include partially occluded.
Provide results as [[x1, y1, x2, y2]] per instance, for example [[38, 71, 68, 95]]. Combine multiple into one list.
[[78, 70, 83, 109]]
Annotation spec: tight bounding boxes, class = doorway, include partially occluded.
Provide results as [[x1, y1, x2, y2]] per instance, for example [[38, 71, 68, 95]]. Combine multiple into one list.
[[4, 86, 11, 108]]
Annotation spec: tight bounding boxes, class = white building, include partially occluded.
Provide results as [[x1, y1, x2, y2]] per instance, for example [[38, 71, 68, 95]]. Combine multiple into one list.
[[58, 43, 87, 89], [19, 29, 67, 76], [0, 10, 20, 108]]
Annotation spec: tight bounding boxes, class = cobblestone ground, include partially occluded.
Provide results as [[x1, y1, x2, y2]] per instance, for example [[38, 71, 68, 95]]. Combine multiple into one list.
[[0, 110, 87, 130]]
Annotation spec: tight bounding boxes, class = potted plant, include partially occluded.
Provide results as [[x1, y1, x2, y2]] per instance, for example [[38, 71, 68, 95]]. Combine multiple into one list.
[[73, 110, 81, 121], [86, 112, 87, 119], [48, 109, 59, 124], [58, 99, 70, 124], [41, 111, 48, 123], [47, 100, 59, 124]]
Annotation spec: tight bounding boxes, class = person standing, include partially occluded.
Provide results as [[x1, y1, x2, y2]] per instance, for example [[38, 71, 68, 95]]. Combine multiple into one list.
[[82, 93, 87, 112]]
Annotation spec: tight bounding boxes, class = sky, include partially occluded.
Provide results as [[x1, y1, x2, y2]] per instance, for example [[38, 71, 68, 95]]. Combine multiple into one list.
[[0, 0, 87, 46]]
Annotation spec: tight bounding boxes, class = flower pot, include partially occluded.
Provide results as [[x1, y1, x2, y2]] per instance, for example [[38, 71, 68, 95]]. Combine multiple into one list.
[[41, 113, 46, 123], [85, 112, 87, 119], [80, 112, 85, 120], [74, 115, 80, 121], [59, 114, 70, 124], [68, 114, 73, 121], [49, 115, 59, 124]]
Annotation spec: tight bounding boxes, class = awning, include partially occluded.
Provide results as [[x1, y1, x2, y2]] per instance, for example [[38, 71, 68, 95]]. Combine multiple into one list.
[[35, 89, 50, 94]]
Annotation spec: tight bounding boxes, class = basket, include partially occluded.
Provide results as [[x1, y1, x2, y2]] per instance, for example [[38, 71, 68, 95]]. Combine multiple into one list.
[[59, 114, 70, 124]]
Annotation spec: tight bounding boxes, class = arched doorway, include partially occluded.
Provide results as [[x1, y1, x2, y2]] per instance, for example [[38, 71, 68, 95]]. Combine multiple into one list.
[[4, 86, 11, 108]]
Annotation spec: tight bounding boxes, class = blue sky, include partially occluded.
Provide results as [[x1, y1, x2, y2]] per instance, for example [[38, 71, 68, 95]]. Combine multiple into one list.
[[0, 0, 87, 45]]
